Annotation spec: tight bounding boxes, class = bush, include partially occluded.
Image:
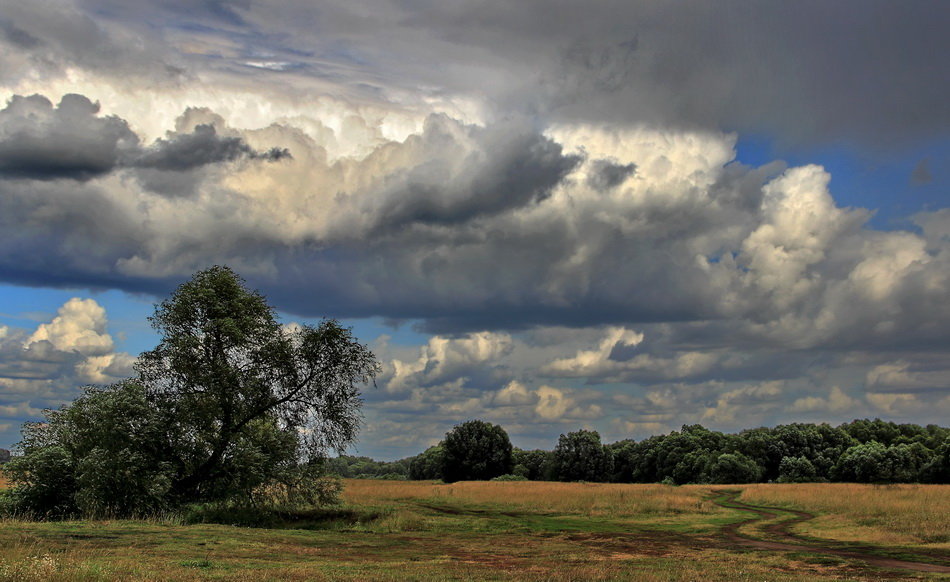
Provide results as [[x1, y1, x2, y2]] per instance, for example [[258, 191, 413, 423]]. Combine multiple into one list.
[[490, 474, 527, 481], [3, 380, 182, 518], [2, 443, 78, 518], [376, 473, 408, 480], [251, 472, 344, 508]]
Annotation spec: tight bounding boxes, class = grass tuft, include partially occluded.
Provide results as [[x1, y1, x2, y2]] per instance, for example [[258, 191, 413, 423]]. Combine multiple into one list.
[[178, 558, 214, 569]]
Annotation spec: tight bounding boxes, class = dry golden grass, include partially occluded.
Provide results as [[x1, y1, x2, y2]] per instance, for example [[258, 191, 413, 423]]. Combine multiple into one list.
[[0, 474, 8, 490], [1, 479, 942, 581], [738, 483, 950, 547], [343, 479, 718, 517]]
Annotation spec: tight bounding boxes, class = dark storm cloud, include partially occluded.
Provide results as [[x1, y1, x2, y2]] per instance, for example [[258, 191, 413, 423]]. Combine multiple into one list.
[[586, 159, 636, 192], [0, 177, 149, 294], [0, 19, 42, 48], [7, 1, 948, 147], [0, 94, 290, 182], [224, 0, 943, 147], [397, 0, 950, 146], [134, 124, 291, 172], [374, 116, 581, 228], [262, 205, 740, 333], [176, 0, 251, 26], [1, 1, 184, 84], [0, 94, 138, 180], [82, 0, 252, 27]]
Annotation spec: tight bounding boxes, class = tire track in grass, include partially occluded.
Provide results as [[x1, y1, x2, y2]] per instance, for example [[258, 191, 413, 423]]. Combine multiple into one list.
[[712, 489, 950, 575]]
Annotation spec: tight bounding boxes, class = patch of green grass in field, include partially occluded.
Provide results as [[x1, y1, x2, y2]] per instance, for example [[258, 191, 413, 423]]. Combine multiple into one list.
[[1, 481, 947, 581]]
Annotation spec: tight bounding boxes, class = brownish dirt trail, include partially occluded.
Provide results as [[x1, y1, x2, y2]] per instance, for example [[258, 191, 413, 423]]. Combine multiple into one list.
[[712, 490, 950, 575]]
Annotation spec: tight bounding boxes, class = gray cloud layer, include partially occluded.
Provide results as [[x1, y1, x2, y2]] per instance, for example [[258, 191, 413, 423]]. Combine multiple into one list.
[[22, 0, 940, 147]]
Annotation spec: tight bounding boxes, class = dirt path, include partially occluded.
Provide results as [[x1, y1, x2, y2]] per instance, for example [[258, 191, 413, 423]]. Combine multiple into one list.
[[711, 490, 950, 575]]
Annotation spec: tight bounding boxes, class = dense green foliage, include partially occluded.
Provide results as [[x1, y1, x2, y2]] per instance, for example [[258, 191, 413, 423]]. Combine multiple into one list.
[[408, 446, 445, 480], [512, 449, 553, 481], [4, 381, 175, 517], [2, 266, 378, 517], [394, 418, 950, 484], [552, 430, 613, 482], [323, 455, 410, 479], [441, 420, 513, 482]]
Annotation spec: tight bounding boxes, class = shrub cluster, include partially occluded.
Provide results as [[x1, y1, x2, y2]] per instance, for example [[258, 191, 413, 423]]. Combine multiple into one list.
[[322, 455, 411, 480]]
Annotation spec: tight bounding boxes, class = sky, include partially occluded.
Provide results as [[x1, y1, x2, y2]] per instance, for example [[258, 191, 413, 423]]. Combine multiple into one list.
[[0, 0, 948, 460]]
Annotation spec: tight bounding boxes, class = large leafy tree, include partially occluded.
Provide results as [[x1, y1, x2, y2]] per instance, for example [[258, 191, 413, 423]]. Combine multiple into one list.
[[4, 266, 379, 515], [137, 265, 379, 501], [440, 420, 513, 482]]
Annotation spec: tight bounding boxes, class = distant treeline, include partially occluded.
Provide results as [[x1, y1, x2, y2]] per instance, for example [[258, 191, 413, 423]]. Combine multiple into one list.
[[323, 455, 412, 480], [327, 419, 950, 484]]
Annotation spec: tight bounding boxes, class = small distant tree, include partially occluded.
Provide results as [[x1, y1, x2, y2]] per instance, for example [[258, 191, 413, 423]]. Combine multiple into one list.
[[552, 430, 613, 482], [512, 449, 553, 481], [777, 455, 818, 483], [409, 445, 445, 480], [654, 425, 725, 484], [832, 440, 934, 483], [440, 420, 513, 482], [708, 452, 761, 484], [841, 419, 901, 446], [607, 440, 637, 482], [832, 441, 891, 482], [4, 266, 379, 517], [921, 437, 950, 483]]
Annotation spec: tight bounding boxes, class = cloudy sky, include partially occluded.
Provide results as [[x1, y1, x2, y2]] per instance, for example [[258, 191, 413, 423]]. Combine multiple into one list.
[[1, 0, 948, 459]]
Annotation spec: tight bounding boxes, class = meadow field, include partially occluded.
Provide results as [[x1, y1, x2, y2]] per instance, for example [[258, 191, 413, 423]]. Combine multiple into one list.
[[0, 477, 948, 581]]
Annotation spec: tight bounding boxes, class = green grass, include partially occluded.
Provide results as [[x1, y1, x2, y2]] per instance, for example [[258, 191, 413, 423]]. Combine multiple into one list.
[[0, 481, 947, 580]]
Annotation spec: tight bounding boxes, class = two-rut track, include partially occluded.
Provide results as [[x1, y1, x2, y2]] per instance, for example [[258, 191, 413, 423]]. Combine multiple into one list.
[[711, 490, 950, 575]]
